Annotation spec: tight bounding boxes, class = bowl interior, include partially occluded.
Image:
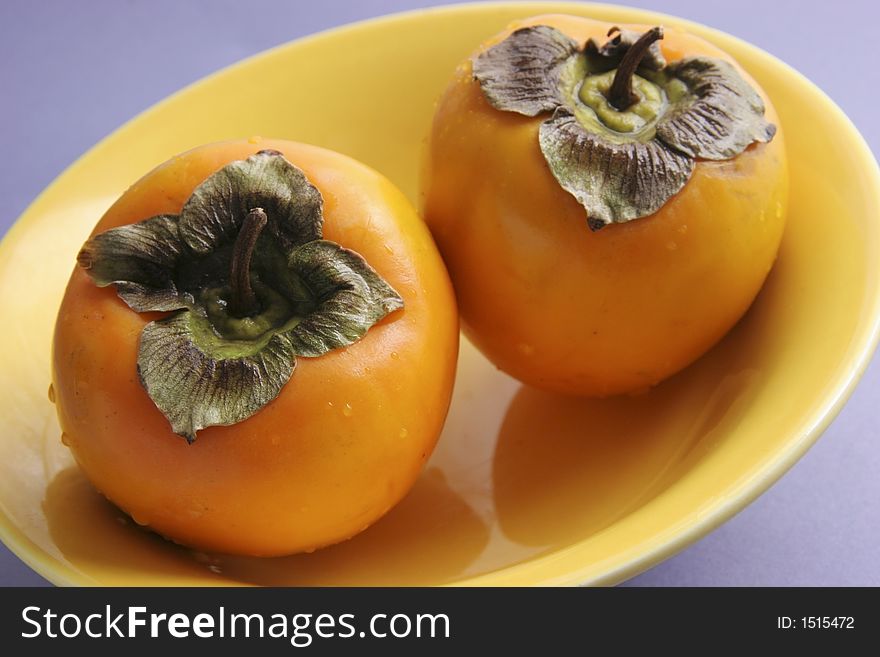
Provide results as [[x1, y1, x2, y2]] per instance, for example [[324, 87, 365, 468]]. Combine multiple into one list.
[[1, 2, 878, 586]]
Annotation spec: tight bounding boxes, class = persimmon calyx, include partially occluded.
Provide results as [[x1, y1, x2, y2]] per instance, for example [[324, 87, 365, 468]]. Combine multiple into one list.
[[472, 25, 776, 230], [77, 150, 404, 442]]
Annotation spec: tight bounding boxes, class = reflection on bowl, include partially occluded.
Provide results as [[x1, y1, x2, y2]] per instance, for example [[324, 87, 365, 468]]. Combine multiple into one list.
[[43, 465, 489, 586], [493, 367, 760, 549], [217, 468, 490, 586], [43, 467, 217, 585]]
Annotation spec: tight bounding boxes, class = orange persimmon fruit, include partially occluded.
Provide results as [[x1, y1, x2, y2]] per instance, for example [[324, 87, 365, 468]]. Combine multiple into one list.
[[52, 139, 458, 556], [422, 15, 788, 396]]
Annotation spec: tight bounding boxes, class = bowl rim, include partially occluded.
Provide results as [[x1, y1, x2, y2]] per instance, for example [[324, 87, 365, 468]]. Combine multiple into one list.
[[1, 1, 879, 587]]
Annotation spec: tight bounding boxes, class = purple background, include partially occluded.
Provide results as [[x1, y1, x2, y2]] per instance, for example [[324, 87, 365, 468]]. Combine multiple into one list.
[[1, 0, 877, 587]]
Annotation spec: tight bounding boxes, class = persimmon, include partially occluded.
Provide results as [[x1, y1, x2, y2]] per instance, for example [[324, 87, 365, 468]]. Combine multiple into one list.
[[422, 15, 788, 396], [52, 140, 458, 556]]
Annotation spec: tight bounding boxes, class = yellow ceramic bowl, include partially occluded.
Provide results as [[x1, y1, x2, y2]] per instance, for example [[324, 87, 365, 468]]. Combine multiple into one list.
[[1, 3, 878, 586]]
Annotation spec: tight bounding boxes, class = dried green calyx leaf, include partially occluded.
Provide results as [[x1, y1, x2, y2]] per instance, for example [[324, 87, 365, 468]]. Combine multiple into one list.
[[137, 313, 297, 443], [77, 214, 187, 312], [472, 25, 577, 116], [539, 108, 694, 230], [78, 150, 404, 442], [472, 24, 777, 229], [287, 240, 404, 357], [657, 57, 777, 159], [180, 148, 322, 255]]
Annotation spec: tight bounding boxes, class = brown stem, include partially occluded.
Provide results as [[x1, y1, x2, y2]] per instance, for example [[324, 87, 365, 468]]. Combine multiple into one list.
[[229, 207, 267, 317], [607, 26, 664, 111]]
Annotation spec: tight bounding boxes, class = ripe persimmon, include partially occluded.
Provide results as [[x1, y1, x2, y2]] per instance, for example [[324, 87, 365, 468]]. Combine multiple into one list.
[[53, 139, 458, 556], [422, 15, 787, 395]]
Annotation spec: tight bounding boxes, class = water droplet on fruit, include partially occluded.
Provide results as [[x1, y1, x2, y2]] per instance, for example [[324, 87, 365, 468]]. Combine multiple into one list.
[[390, 351, 399, 360], [666, 241, 678, 251], [342, 403, 353, 417], [47, 384, 55, 403], [131, 513, 149, 527], [399, 428, 408, 439], [60, 433, 70, 446]]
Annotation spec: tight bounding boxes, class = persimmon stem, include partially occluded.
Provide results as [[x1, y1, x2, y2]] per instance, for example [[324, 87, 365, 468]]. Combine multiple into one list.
[[229, 207, 267, 317], [607, 26, 664, 111]]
